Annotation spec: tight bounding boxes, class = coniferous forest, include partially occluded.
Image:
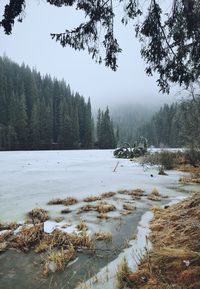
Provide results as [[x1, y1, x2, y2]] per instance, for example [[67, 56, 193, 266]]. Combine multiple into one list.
[[136, 99, 200, 149], [0, 56, 116, 150]]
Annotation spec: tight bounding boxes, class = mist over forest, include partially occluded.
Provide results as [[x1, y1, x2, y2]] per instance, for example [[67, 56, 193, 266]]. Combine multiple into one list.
[[1, 55, 199, 151]]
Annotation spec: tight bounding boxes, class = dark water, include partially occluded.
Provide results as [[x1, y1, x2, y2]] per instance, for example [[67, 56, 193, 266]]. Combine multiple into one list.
[[0, 209, 145, 289]]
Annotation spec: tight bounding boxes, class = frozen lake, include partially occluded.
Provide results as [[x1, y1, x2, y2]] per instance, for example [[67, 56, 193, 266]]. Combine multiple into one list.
[[0, 149, 192, 289], [0, 149, 185, 222]]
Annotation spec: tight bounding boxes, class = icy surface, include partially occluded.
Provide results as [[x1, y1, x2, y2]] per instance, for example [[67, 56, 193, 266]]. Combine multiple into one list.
[[43, 220, 78, 234], [77, 211, 153, 289], [0, 149, 185, 221]]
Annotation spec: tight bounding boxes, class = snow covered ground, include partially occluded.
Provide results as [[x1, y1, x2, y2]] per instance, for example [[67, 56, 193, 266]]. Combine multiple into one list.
[[0, 149, 186, 222]]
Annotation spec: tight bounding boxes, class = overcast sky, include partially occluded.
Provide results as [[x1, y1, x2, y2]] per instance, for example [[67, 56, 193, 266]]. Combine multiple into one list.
[[0, 1, 178, 109]]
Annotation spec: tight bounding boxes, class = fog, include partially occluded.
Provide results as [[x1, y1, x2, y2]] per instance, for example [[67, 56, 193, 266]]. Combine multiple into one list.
[[0, 1, 179, 110]]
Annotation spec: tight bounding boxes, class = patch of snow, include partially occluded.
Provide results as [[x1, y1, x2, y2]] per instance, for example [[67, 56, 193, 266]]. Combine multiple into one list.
[[0, 230, 11, 235], [44, 220, 79, 234], [13, 224, 33, 235]]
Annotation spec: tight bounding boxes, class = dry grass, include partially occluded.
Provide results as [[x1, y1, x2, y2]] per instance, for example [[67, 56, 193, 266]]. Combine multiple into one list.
[[78, 202, 116, 214], [77, 204, 96, 214], [0, 242, 8, 252], [125, 193, 200, 289], [42, 245, 75, 276], [27, 208, 49, 223], [76, 221, 88, 231], [116, 257, 132, 289], [179, 174, 200, 184], [63, 197, 78, 206], [0, 219, 94, 256], [97, 213, 109, 219], [178, 164, 200, 174], [147, 188, 168, 201], [117, 189, 130, 195], [0, 222, 18, 231], [83, 195, 101, 202], [96, 203, 116, 213], [123, 203, 136, 211], [117, 188, 144, 200], [53, 217, 64, 223], [48, 197, 78, 206], [11, 224, 43, 251], [158, 167, 168, 175], [68, 232, 95, 250], [101, 191, 116, 198], [95, 231, 112, 241], [47, 198, 64, 205], [129, 189, 144, 196], [121, 211, 132, 216]]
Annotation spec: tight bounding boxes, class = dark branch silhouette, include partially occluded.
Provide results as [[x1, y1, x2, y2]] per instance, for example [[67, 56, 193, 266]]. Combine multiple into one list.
[[1, 0, 200, 93]]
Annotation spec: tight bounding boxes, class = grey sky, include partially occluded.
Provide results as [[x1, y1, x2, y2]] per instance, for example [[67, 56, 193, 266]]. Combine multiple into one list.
[[0, 1, 177, 109]]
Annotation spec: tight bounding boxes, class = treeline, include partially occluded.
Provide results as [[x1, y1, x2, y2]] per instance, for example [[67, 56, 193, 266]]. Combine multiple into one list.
[[0, 56, 116, 150], [137, 98, 200, 148]]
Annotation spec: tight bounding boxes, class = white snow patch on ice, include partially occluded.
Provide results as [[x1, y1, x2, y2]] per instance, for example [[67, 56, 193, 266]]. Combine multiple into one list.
[[43, 220, 79, 234]]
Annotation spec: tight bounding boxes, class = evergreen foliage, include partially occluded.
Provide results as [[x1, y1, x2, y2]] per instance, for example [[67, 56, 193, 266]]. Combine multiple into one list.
[[1, 1, 200, 93], [0, 56, 94, 150], [96, 107, 116, 149], [137, 98, 200, 148]]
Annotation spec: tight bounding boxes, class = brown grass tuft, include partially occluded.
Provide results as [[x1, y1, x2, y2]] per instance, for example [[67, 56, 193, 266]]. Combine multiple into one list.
[[147, 188, 165, 201], [76, 221, 88, 231], [27, 208, 49, 223], [96, 203, 116, 213], [101, 191, 116, 198], [97, 213, 109, 219], [83, 195, 101, 202], [123, 203, 136, 211], [95, 231, 112, 241], [48, 197, 78, 206], [116, 257, 132, 289], [77, 204, 96, 214], [42, 245, 75, 276]]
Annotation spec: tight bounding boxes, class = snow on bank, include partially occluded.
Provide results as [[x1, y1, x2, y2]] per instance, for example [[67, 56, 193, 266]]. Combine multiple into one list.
[[77, 194, 187, 289], [77, 211, 153, 289]]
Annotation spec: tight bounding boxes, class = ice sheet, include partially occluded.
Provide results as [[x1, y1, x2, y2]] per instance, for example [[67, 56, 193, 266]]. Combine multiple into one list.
[[0, 149, 186, 222]]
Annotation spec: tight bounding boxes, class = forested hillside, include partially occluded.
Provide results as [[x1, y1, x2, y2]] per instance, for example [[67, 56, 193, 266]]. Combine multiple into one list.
[[137, 98, 200, 148], [0, 56, 95, 150]]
